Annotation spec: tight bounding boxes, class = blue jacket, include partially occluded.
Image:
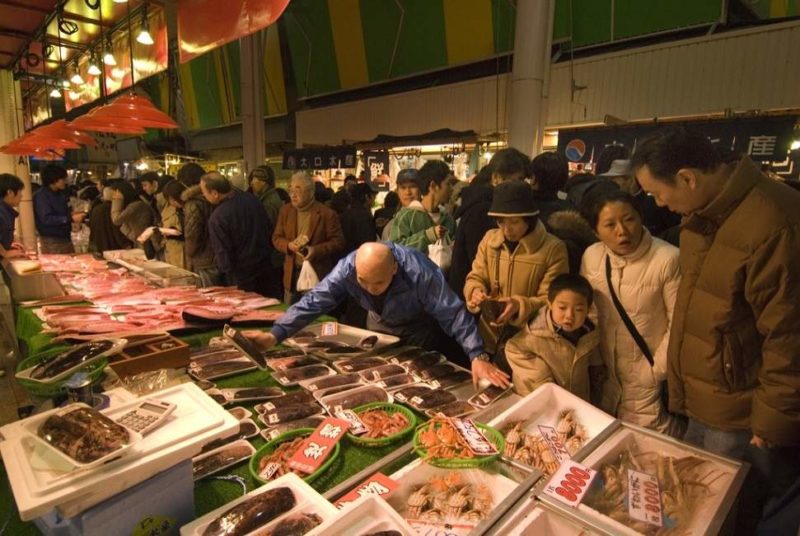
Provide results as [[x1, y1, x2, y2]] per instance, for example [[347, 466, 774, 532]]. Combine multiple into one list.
[[34, 187, 71, 240], [0, 202, 18, 250], [207, 191, 272, 283], [271, 242, 485, 360]]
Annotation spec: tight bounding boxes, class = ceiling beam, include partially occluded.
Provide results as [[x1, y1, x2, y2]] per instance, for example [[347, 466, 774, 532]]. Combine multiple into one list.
[[43, 36, 89, 51], [0, 27, 31, 40], [0, 0, 49, 14], [62, 12, 113, 29]]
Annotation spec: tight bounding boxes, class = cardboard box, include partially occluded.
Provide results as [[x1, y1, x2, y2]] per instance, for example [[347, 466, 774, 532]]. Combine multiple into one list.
[[109, 334, 190, 378]]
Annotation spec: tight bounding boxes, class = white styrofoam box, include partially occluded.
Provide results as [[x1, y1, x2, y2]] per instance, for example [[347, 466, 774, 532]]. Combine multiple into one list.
[[284, 322, 399, 357], [34, 459, 194, 536], [387, 459, 520, 536], [493, 498, 601, 535], [564, 426, 741, 536], [488, 383, 615, 451], [191, 439, 256, 481], [1, 383, 238, 520], [180, 472, 336, 536], [308, 495, 416, 536]]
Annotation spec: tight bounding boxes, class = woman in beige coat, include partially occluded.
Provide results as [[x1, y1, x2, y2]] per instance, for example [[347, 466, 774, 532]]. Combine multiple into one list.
[[464, 181, 568, 356], [580, 189, 682, 436]]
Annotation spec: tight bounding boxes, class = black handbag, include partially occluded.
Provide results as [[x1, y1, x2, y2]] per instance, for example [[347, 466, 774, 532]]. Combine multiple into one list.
[[605, 255, 670, 409]]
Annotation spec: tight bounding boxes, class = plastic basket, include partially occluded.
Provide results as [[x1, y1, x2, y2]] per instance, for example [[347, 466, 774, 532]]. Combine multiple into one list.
[[15, 346, 108, 399], [346, 402, 416, 448], [249, 428, 340, 484], [413, 420, 505, 468]]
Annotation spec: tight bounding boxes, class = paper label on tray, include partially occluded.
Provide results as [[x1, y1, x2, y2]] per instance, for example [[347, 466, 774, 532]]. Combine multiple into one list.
[[407, 519, 475, 535], [542, 459, 597, 508], [267, 413, 281, 424], [320, 322, 338, 336], [335, 409, 367, 435], [259, 461, 282, 481], [276, 376, 290, 386], [287, 417, 350, 474], [538, 424, 571, 464], [627, 469, 663, 527], [409, 396, 424, 405], [450, 418, 497, 456], [334, 472, 399, 509]]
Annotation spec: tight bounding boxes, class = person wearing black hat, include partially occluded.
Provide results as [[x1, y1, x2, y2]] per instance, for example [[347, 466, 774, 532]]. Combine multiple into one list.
[[464, 181, 569, 369]]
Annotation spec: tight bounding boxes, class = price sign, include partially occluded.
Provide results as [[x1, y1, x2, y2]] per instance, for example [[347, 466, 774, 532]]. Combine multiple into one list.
[[542, 459, 597, 508], [451, 418, 497, 456], [335, 409, 367, 435], [320, 322, 339, 336], [287, 417, 350, 474], [627, 469, 663, 527], [333, 472, 399, 509], [538, 424, 571, 464]]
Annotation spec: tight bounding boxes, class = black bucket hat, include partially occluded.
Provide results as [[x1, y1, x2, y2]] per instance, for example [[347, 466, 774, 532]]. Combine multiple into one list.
[[487, 181, 540, 217], [396, 168, 418, 186]]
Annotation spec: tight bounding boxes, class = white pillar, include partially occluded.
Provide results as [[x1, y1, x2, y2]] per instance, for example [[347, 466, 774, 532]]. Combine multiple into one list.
[[240, 33, 266, 175], [0, 69, 36, 251], [507, 0, 555, 157]]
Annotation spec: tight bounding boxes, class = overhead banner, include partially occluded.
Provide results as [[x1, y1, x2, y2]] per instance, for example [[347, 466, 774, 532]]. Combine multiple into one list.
[[558, 116, 798, 163], [177, 0, 290, 63], [282, 146, 357, 170]]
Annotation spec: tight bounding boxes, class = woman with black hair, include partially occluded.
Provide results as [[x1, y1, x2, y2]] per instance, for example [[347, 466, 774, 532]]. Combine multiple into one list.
[[110, 180, 157, 257]]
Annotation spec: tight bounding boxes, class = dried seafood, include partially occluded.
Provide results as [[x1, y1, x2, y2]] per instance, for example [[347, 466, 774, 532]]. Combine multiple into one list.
[[405, 389, 457, 410], [335, 357, 387, 373], [302, 373, 362, 391], [376, 373, 418, 390], [430, 371, 472, 389], [257, 436, 307, 480], [261, 403, 323, 425], [395, 352, 443, 371], [38, 407, 130, 463], [227, 387, 284, 401], [417, 363, 459, 381], [265, 512, 322, 536], [255, 391, 315, 413], [405, 472, 494, 524], [584, 446, 728, 535], [502, 410, 587, 475], [323, 345, 362, 355], [426, 401, 477, 418], [358, 409, 411, 439], [193, 444, 253, 480], [358, 335, 379, 349], [393, 385, 435, 403], [359, 364, 407, 382], [31, 340, 115, 380], [261, 417, 325, 440], [190, 360, 255, 381], [321, 386, 389, 411], [273, 365, 335, 385], [263, 348, 308, 359], [202, 486, 296, 536], [267, 355, 321, 371], [201, 421, 259, 452]]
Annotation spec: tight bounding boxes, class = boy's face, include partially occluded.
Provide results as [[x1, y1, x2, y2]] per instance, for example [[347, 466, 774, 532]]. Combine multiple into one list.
[[549, 290, 589, 333]]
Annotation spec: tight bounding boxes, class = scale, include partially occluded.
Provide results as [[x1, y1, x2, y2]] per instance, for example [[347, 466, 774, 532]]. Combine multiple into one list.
[[0, 383, 238, 521]]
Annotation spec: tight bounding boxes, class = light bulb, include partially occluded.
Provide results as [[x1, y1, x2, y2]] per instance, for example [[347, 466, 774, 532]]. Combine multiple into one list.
[[61, 79, 71, 88], [103, 52, 116, 66], [70, 73, 84, 85], [49, 88, 62, 98], [88, 63, 101, 76], [113, 0, 128, 3], [136, 30, 154, 46], [791, 140, 800, 151]]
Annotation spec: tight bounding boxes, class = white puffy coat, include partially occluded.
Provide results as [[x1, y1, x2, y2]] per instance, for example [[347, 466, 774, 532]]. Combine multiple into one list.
[[580, 229, 682, 435]]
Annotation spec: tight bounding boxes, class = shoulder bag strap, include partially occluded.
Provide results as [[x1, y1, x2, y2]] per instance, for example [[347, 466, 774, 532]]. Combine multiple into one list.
[[605, 254, 655, 367]]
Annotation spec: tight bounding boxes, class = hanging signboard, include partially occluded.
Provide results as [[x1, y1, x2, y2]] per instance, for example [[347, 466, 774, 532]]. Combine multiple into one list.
[[282, 146, 357, 170], [362, 151, 390, 180], [557, 116, 797, 163]]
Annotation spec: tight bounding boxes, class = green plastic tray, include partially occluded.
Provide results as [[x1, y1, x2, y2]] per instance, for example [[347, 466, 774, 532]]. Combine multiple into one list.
[[15, 346, 107, 399], [413, 420, 505, 468], [346, 402, 416, 448], [249, 427, 340, 484]]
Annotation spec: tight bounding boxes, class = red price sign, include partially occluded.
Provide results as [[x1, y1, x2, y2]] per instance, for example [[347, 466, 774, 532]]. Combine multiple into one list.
[[542, 459, 597, 507], [287, 417, 350, 474], [333, 472, 399, 509]]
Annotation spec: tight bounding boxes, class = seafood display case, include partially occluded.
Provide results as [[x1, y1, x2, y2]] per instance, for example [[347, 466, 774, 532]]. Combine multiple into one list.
[[488, 497, 603, 535], [536, 422, 748, 536], [3, 258, 66, 302]]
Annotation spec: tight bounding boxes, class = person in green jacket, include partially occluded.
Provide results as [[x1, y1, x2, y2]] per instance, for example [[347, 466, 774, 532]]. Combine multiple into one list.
[[389, 160, 456, 252], [249, 165, 285, 274]]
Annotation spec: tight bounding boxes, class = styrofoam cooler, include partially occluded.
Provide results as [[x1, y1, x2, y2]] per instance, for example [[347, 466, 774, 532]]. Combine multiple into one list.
[[34, 459, 193, 536]]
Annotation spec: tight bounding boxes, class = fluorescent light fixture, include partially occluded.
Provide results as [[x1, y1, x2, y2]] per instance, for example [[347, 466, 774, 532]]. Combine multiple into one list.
[[136, 29, 154, 45]]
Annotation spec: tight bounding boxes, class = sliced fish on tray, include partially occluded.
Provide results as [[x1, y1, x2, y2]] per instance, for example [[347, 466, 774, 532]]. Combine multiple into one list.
[[392, 385, 435, 403], [404, 388, 457, 410], [189, 360, 257, 381], [398, 352, 446, 373], [260, 417, 326, 441], [29, 339, 116, 381], [323, 345, 363, 355], [417, 363, 461, 381], [300, 373, 362, 392], [376, 373, 419, 390], [201, 419, 260, 452], [263, 348, 308, 359], [193, 440, 255, 480], [221, 387, 285, 403], [272, 365, 336, 386], [359, 364, 408, 383], [429, 370, 472, 389], [313, 384, 363, 400], [260, 403, 324, 425], [265, 512, 322, 536], [202, 486, 297, 536], [254, 391, 316, 413], [334, 357, 387, 374], [425, 400, 478, 418], [319, 385, 390, 412], [267, 355, 322, 371]]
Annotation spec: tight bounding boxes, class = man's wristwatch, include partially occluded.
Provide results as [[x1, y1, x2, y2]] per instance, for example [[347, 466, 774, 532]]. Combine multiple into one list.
[[474, 352, 491, 363]]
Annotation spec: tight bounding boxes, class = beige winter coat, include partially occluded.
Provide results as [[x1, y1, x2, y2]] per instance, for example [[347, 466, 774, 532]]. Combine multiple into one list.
[[505, 306, 601, 399], [161, 204, 185, 269], [581, 229, 682, 435], [464, 221, 568, 352]]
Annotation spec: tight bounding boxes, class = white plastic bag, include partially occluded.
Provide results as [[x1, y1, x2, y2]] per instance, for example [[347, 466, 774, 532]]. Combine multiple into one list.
[[428, 236, 453, 272], [296, 260, 320, 292]]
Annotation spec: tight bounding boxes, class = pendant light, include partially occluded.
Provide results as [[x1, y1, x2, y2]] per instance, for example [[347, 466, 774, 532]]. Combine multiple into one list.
[[103, 35, 116, 65], [88, 52, 101, 76], [136, 4, 153, 46]]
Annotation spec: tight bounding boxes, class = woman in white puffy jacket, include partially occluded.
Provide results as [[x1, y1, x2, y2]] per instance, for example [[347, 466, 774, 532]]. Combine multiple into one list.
[[580, 189, 682, 436]]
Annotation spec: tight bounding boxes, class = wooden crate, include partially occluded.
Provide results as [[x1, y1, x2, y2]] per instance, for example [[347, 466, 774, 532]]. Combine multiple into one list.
[[109, 334, 190, 378]]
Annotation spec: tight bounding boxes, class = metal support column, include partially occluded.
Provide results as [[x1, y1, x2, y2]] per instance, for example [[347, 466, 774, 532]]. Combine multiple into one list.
[[240, 33, 266, 175], [507, 0, 555, 157]]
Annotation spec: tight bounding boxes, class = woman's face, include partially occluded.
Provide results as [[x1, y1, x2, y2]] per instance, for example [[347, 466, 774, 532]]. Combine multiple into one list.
[[595, 201, 644, 256], [497, 217, 530, 242], [397, 182, 420, 206]]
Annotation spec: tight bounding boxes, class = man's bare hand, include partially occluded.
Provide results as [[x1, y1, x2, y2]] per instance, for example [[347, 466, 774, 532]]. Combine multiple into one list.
[[242, 330, 277, 351]]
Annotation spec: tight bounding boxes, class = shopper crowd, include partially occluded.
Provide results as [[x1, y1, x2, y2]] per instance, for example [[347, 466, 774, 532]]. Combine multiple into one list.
[[0, 126, 798, 533]]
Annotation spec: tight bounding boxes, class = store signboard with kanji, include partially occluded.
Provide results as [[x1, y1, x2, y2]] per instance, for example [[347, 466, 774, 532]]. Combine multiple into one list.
[[282, 146, 357, 170]]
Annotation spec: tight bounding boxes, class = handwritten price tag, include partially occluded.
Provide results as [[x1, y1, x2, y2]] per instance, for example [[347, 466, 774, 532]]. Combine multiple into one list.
[[333, 472, 399, 509], [287, 417, 350, 474], [335, 409, 367, 435], [320, 322, 339, 336], [538, 424, 571, 464], [627, 469, 663, 527], [451, 418, 498, 456], [542, 459, 597, 508]]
